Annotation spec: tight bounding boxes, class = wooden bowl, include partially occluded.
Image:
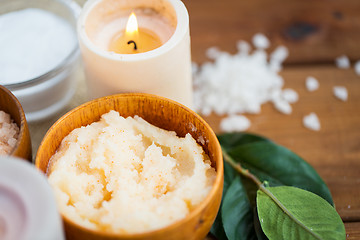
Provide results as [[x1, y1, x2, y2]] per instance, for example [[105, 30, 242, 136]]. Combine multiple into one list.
[[35, 93, 223, 240], [0, 85, 32, 161]]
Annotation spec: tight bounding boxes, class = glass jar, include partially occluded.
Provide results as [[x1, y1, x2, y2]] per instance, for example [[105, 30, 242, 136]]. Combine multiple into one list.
[[0, 0, 81, 122]]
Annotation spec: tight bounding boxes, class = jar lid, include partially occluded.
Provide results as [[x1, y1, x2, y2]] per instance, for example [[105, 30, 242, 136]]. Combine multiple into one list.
[[0, 156, 64, 240]]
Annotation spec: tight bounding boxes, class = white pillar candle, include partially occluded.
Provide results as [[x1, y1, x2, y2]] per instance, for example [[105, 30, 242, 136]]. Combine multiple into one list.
[[0, 157, 64, 240], [78, 0, 193, 108]]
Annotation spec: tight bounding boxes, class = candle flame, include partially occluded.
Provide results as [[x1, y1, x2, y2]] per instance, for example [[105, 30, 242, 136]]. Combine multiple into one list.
[[126, 12, 138, 35]]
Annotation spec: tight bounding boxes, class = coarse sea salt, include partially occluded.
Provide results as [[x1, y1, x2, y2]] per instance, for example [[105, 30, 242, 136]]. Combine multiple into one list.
[[335, 55, 350, 69], [333, 86, 348, 101], [281, 88, 299, 104], [305, 76, 320, 92], [303, 112, 321, 131], [0, 8, 76, 85], [193, 34, 295, 119], [0, 111, 19, 154], [252, 33, 270, 49], [220, 115, 251, 132], [354, 60, 360, 76]]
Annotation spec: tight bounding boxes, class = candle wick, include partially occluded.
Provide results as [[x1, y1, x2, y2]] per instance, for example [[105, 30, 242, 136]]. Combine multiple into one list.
[[127, 40, 137, 50]]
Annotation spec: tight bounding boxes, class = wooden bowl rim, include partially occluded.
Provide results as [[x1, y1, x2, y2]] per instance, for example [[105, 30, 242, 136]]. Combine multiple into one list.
[[36, 93, 223, 238], [0, 85, 28, 157]]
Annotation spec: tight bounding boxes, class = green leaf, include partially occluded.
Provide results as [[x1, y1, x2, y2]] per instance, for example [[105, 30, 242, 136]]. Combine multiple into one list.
[[257, 186, 345, 240], [221, 177, 257, 240], [228, 142, 333, 205], [214, 133, 336, 240], [218, 132, 270, 152], [210, 210, 228, 240], [224, 160, 237, 192], [253, 207, 269, 240], [210, 160, 235, 240]]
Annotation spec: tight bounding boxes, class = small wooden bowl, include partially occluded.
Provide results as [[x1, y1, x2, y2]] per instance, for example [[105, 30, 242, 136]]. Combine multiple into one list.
[[0, 85, 32, 161], [35, 93, 223, 240]]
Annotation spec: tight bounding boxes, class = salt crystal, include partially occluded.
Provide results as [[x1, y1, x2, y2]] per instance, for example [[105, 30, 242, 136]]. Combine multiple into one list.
[[303, 113, 321, 131], [252, 33, 270, 49], [197, 135, 205, 145], [236, 40, 251, 55], [188, 122, 197, 132], [193, 34, 292, 119], [191, 62, 199, 75], [7, 138, 17, 148], [305, 76, 319, 92], [272, 98, 292, 115], [0, 110, 19, 154], [282, 88, 299, 103], [335, 55, 350, 69], [220, 115, 251, 132], [354, 60, 360, 76], [333, 86, 348, 101], [206, 47, 222, 60], [269, 61, 282, 72], [200, 106, 212, 117], [0, 111, 10, 124], [270, 46, 289, 64]]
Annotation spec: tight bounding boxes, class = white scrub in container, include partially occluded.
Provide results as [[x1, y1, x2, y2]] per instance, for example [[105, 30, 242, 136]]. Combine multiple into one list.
[[0, 2, 80, 122], [48, 111, 216, 234], [0, 8, 76, 84]]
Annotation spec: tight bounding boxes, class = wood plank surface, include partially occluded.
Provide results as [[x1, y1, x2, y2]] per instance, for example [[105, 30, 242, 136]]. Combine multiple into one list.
[[181, 0, 360, 238], [183, 0, 360, 64], [207, 222, 360, 240], [345, 222, 360, 240]]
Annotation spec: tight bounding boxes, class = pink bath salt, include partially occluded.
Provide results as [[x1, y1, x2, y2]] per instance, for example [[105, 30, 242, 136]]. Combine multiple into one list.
[[0, 110, 19, 154]]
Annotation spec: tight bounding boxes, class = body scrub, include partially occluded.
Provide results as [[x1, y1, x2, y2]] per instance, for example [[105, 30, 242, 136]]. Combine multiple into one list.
[[47, 110, 216, 234]]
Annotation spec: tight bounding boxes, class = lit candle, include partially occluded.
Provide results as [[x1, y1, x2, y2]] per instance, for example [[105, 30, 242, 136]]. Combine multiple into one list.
[[78, 0, 192, 108], [108, 12, 162, 54]]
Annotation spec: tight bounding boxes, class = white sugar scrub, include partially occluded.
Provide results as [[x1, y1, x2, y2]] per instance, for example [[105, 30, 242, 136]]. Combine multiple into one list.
[[0, 111, 19, 155], [47, 110, 216, 234], [303, 112, 321, 131], [0, 8, 77, 84], [193, 34, 295, 120], [333, 86, 348, 101], [220, 115, 251, 132], [335, 55, 350, 69], [306, 76, 320, 92]]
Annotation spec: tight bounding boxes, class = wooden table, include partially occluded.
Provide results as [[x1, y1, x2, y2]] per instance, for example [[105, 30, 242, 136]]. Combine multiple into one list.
[[183, 0, 360, 238], [29, 0, 360, 238]]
